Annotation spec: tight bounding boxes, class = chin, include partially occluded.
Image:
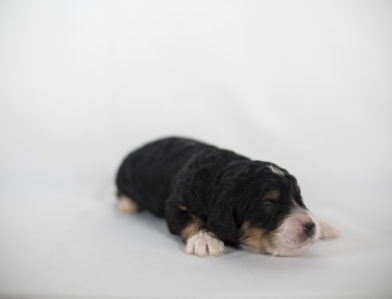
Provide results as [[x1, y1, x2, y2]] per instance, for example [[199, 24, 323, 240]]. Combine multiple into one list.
[[268, 238, 315, 257]]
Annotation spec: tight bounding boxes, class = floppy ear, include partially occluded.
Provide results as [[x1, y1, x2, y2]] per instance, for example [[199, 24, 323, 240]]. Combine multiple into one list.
[[206, 201, 238, 242]]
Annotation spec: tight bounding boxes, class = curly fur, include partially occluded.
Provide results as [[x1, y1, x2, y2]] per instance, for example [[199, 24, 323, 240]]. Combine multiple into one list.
[[116, 137, 338, 256]]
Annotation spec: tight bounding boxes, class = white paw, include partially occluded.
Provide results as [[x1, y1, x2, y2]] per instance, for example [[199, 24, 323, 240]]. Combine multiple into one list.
[[185, 231, 224, 257], [118, 196, 138, 213], [318, 220, 340, 239]]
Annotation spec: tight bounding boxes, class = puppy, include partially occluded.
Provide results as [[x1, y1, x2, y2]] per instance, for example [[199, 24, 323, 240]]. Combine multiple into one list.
[[116, 137, 338, 257]]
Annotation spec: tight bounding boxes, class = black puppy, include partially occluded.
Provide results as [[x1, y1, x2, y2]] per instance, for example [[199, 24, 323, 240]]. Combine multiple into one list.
[[116, 137, 338, 257]]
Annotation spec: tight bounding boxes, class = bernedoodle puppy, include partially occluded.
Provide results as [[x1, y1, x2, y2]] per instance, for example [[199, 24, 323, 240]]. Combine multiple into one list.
[[115, 137, 339, 257]]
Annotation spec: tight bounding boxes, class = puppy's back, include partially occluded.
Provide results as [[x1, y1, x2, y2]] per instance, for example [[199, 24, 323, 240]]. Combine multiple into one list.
[[116, 137, 212, 216]]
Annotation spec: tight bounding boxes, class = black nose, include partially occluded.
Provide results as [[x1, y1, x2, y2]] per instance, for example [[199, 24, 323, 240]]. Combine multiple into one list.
[[303, 222, 315, 237]]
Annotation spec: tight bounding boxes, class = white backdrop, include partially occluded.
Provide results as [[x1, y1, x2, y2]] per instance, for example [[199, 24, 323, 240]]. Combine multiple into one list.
[[1, 1, 391, 298]]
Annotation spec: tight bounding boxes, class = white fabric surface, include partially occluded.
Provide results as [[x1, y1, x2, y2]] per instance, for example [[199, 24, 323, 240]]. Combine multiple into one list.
[[1, 1, 391, 298], [0, 184, 391, 299]]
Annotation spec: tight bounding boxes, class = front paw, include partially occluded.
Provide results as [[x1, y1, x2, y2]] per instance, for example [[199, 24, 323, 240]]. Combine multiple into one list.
[[318, 220, 340, 239], [185, 231, 225, 257]]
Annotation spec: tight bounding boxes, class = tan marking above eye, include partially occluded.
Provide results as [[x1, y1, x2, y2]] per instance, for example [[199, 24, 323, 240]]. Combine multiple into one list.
[[178, 204, 187, 211], [264, 188, 280, 200]]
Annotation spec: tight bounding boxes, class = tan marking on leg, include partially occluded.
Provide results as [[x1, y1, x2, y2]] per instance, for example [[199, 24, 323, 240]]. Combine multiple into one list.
[[118, 195, 139, 213], [180, 215, 225, 257], [180, 215, 204, 242]]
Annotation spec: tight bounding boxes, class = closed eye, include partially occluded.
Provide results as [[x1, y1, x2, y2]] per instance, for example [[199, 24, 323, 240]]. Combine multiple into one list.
[[262, 200, 276, 209]]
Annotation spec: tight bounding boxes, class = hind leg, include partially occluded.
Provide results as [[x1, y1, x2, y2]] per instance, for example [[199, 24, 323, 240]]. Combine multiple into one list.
[[117, 194, 140, 213]]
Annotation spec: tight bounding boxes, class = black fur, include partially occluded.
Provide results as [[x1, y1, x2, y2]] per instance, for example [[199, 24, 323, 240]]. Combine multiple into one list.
[[116, 137, 306, 244]]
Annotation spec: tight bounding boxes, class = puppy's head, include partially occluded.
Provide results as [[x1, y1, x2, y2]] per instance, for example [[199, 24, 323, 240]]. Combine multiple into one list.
[[219, 161, 318, 256]]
